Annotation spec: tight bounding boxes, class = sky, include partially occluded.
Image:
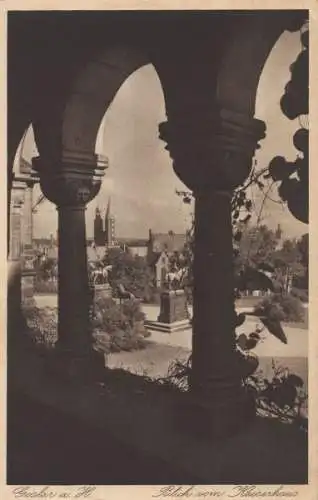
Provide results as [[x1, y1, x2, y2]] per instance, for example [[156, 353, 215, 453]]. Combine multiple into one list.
[[18, 30, 308, 241]]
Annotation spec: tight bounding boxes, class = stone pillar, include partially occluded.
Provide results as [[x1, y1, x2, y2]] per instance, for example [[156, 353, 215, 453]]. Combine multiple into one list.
[[159, 107, 266, 437], [21, 182, 33, 246], [9, 180, 25, 261], [20, 176, 38, 306], [33, 156, 107, 380], [8, 180, 25, 339]]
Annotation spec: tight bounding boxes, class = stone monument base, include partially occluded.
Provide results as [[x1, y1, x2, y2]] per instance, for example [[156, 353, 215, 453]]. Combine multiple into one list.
[[93, 283, 113, 300], [145, 318, 191, 334], [145, 289, 191, 334]]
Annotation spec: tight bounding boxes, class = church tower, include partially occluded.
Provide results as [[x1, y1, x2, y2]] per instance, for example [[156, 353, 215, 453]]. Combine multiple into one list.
[[104, 198, 115, 247], [94, 206, 105, 246]]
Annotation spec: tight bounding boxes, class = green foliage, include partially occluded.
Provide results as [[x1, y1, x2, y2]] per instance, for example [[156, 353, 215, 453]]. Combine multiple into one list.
[[34, 257, 58, 281], [24, 306, 58, 347], [34, 278, 58, 294], [291, 287, 308, 303], [254, 293, 305, 324], [92, 296, 150, 354], [297, 233, 309, 268], [103, 247, 155, 301], [245, 360, 307, 430], [157, 356, 307, 431], [23, 296, 150, 355]]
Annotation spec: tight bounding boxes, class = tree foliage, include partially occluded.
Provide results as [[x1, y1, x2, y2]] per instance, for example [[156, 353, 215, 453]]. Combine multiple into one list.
[[103, 247, 155, 301]]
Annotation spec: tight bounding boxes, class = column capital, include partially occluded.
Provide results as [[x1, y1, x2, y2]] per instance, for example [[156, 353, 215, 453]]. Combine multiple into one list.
[[159, 107, 266, 192], [13, 172, 39, 189], [32, 154, 108, 208], [10, 180, 26, 209]]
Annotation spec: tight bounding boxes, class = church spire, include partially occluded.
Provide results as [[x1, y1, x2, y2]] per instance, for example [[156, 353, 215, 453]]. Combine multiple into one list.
[[94, 204, 104, 246], [104, 197, 115, 247], [105, 197, 111, 219]]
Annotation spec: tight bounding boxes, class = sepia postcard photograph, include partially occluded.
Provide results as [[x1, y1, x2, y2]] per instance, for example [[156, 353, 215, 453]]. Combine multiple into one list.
[[2, 2, 317, 499]]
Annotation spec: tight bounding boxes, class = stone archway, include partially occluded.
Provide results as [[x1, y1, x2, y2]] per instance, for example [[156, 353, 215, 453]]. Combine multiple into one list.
[[8, 126, 40, 322], [31, 46, 164, 378], [9, 10, 308, 435], [155, 12, 307, 436], [32, 47, 153, 168]]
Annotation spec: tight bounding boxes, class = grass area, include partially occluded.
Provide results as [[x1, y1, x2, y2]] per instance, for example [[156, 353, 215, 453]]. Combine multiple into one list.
[[107, 341, 190, 378], [236, 296, 263, 308], [107, 341, 308, 388]]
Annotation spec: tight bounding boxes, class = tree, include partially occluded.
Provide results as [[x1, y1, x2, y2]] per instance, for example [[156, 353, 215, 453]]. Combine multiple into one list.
[[236, 224, 281, 266], [271, 238, 304, 293], [35, 256, 58, 281], [296, 233, 309, 289], [103, 247, 155, 301]]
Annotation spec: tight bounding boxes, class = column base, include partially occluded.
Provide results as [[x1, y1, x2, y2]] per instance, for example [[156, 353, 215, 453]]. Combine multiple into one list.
[[177, 387, 256, 440], [45, 346, 106, 384]]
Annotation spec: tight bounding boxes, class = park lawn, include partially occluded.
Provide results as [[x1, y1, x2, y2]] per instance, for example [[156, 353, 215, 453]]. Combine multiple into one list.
[[236, 296, 263, 309], [106, 341, 308, 391], [106, 341, 190, 379]]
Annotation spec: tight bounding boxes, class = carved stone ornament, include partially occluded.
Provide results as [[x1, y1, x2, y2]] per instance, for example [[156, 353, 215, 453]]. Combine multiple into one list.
[[159, 108, 266, 193], [11, 182, 26, 210], [39, 172, 103, 207], [32, 155, 107, 208]]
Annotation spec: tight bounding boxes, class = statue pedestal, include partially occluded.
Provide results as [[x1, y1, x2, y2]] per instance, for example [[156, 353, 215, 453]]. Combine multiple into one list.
[[94, 283, 113, 300], [146, 289, 191, 334]]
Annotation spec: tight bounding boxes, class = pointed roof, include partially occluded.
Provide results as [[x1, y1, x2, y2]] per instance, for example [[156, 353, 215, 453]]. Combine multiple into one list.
[[105, 198, 112, 219]]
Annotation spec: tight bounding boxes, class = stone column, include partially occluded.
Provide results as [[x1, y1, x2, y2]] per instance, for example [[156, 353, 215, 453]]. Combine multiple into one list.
[[33, 156, 107, 380], [159, 107, 266, 437], [21, 181, 33, 247], [8, 180, 25, 338], [9, 180, 25, 261], [20, 175, 38, 306]]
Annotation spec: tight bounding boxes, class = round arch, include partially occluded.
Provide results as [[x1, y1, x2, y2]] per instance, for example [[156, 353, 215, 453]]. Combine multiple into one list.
[[61, 47, 157, 162], [216, 12, 306, 116]]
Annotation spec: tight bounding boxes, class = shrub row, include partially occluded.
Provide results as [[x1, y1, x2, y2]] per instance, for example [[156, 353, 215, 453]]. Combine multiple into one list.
[[23, 296, 150, 355], [34, 279, 58, 294], [254, 293, 305, 323]]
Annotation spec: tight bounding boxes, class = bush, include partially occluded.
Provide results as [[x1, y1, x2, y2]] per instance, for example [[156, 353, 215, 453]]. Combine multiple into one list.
[[24, 306, 58, 346], [291, 287, 308, 303], [104, 248, 155, 302], [23, 295, 149, 355], [34, 279, 58, 294], [254, 293, 305, 323]]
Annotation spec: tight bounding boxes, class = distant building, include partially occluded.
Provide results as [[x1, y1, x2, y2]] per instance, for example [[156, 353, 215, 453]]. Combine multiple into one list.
[[86, 243, 107, 263], [120, 239, 148, 258], [104, 199, 116, 248], [93, 198, 116, 248], [33, 234, 58, 260], [147, 230, 187, 288], [93, 207, 104, 246]]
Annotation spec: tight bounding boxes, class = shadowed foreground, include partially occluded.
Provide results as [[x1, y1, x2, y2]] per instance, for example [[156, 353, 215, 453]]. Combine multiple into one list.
[[7, 389, 200, 485], [7, 366, 308, 485]]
